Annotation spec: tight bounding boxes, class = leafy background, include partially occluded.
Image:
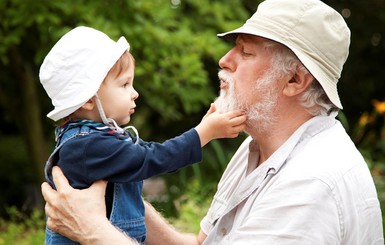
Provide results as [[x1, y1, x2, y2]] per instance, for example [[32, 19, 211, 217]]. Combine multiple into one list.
[[0, 0, 384, 243]]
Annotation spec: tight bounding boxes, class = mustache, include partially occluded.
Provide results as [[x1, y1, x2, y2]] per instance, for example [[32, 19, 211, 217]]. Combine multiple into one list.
[[218, 70, 235, 85]]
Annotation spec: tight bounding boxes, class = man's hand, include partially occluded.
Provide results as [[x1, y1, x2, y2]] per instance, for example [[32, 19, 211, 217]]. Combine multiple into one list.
[[41, 166, 108, 243]]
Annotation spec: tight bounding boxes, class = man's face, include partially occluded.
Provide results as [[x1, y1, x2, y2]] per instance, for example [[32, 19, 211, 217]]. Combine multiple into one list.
[[214, 35, 281, 131]]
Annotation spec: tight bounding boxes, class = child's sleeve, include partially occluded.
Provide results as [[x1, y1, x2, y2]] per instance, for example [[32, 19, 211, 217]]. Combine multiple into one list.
[[61, 128, 202, 185]]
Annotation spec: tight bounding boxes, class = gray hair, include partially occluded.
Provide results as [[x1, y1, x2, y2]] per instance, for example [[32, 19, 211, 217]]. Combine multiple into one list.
[[262, 39, 337, 116]]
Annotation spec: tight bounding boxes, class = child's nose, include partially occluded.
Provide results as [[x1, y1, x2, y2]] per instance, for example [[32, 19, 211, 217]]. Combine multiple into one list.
[[132, 89, 139, 100]]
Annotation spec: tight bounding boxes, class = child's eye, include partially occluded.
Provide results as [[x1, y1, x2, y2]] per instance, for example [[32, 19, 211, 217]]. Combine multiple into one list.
[[123, 82, 130, 87]]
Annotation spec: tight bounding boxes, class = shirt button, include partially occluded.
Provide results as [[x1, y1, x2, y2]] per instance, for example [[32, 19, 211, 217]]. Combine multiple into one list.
[[221, 228, 228, 236]]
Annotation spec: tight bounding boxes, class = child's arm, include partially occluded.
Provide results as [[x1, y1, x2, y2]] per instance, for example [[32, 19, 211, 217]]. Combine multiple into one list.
[[58, 104, 245, 185], [195, 103, 246, 147]]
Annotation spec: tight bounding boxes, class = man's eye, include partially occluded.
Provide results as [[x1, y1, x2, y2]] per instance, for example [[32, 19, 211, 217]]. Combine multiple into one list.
[[242, 49, 253, 56]]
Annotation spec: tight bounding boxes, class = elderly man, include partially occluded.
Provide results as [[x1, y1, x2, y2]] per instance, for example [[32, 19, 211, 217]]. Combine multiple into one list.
[[41, 0, 383, 244]]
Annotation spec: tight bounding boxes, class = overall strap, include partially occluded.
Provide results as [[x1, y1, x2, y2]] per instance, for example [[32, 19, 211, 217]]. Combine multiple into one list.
[[44, 122, 101, 188]]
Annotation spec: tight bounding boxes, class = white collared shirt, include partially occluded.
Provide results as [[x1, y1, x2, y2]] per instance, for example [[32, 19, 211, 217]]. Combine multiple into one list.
[[201, 114, 383, 244]]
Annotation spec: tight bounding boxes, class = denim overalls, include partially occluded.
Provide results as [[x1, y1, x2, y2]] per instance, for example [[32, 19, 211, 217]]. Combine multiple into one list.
[[44, 123, 146, 244]]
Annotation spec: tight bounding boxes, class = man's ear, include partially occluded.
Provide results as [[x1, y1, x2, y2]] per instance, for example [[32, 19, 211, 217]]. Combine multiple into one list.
[[283, 68, 314, 97], [80, 98, 95, 111]]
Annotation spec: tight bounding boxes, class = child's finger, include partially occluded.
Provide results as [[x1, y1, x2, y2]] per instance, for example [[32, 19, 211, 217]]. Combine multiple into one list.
[[229, 114, 247, 125], [223, 109, 245, 118], [204, 103, 217, 117], [208, 103, 216, 113]]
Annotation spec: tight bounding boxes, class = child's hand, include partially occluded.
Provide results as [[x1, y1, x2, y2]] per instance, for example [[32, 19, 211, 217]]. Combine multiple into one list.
[[195, 103, 246, 147]]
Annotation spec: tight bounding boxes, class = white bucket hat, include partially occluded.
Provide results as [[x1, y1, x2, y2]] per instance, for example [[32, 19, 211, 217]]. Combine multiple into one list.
[[217, 0, 350, 109], [40, 26, 130, 121]]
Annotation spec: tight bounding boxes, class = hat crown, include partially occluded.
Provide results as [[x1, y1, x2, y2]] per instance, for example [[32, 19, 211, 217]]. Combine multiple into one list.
[[39, 26, 130, 121], [253, 0, 350, 78]]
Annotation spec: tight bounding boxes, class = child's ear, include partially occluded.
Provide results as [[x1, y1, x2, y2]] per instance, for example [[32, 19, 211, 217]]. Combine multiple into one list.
[[283, 69, 313, 97], [80, 98, 95, 111]]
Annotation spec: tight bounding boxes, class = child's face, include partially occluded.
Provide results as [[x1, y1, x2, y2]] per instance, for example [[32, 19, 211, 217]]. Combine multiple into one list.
[[97, 52, 138, 126]]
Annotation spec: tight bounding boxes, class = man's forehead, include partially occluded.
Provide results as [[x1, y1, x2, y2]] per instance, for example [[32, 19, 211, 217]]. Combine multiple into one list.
[[236, 34, 269, 44]]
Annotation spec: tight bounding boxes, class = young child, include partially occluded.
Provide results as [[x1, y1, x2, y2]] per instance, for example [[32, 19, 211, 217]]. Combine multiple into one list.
[[40, 26, 246, 244]]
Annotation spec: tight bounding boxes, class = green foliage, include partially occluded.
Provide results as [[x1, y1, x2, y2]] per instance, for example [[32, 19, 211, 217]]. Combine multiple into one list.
[[168, 179, 215, 234], [0, 137, 37, 217], [0, 207, 45, 245]]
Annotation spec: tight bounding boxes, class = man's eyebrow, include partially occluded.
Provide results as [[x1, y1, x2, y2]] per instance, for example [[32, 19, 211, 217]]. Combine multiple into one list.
[[235, 37, 244, 45]]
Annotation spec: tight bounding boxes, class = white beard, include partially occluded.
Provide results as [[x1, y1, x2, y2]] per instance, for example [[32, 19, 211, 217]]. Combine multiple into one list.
[[214, 69, 279, 132]]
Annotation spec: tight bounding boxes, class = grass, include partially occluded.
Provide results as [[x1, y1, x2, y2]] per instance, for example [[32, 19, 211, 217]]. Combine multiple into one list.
[[0, 208, 45, 245]]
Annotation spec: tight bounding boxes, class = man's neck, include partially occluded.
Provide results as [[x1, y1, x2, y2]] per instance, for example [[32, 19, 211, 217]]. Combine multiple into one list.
[[246, 111, 313, 166]]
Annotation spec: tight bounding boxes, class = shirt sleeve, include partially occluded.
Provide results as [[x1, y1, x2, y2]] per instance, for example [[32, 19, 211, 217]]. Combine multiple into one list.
[[57, 128, 202, 187]]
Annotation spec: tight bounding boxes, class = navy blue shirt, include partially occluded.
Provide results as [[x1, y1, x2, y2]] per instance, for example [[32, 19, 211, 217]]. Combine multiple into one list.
[[44, 120, 202, 244]]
